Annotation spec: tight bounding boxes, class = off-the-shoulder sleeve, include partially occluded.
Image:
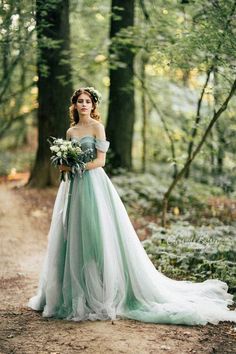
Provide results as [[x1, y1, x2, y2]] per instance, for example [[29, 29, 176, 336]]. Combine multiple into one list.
[[95, 138, 110, 152]]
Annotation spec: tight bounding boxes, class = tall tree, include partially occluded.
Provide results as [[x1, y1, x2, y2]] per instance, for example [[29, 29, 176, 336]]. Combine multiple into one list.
[[106, 0, 135, 170], [184, 1, 236, 178], [162, 78, 236, 227], [28, 0, 72, 187], [0, 0, 35, 139]]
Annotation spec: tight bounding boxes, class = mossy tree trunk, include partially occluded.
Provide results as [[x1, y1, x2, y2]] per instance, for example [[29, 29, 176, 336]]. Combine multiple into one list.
[[28, 0, 72, 188], [106, 0, 135, 170]]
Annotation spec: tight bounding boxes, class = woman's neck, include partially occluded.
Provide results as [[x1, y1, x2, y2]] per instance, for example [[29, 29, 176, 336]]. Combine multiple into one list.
[[77, 115, 93, 126]]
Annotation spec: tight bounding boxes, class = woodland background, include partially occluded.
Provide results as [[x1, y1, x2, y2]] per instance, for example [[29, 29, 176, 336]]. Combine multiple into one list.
[[0, 0, 236, 299]]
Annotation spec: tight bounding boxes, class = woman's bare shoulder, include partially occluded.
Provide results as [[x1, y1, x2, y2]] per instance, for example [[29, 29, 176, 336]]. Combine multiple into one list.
[[66, 126, 75, 138], [67, 126, 75, 132], [94, 121, 106, 139], [92, 120, 104, 128]]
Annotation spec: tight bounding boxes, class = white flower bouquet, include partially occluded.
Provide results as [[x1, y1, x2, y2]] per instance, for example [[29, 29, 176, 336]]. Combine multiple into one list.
[[47, 136, 94, 181]]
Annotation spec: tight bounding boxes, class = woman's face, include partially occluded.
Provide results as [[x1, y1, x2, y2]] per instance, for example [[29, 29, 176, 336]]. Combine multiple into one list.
[[76, 93, 93, 116]]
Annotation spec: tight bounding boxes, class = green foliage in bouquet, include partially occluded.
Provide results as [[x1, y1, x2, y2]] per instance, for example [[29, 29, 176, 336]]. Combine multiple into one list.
[[47, 137, 95, 181]]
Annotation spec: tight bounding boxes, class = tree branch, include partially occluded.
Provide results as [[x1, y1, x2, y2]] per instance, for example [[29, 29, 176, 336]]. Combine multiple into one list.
[[0, 109, 37, 139], [162, 77, 236, 227], [135, 70, 178, 177]]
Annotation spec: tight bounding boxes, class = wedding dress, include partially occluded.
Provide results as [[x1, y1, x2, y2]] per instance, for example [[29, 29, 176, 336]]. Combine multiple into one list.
[[27, 135, 236, 325]]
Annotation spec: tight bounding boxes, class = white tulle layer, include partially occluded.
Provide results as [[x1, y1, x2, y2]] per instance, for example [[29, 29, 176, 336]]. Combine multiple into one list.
[[28, 167, 236, 325]]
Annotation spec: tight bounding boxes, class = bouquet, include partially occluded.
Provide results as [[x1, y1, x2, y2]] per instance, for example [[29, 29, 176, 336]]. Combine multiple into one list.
[[47, 136, 94, 181]]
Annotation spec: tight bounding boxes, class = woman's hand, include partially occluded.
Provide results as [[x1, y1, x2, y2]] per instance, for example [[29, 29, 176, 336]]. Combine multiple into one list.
[[59, 164, 71, 172]]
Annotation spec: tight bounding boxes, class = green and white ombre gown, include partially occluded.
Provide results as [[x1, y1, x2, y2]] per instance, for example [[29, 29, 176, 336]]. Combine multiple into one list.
[[28, 135, 236, 325]]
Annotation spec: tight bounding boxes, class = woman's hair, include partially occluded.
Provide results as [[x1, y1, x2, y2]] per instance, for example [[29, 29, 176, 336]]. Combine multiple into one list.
[[69, 88, 101, 126]]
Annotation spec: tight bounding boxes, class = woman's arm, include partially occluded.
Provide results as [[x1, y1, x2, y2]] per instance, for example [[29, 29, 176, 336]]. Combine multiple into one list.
[[66, 128, 72, 141], [59, 129, 72, 172], [85, 124, 107, 171], [60, 125, 107, 172]]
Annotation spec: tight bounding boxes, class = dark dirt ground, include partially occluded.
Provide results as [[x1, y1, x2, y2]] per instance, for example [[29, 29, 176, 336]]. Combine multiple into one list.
[[1, 181, 236, 354]]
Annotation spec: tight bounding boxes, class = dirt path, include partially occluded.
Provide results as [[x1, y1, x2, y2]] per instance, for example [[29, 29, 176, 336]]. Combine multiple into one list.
[[0, 182, 236, 354]]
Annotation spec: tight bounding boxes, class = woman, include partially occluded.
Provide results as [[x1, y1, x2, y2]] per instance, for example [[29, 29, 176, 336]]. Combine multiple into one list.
[[28, 87, 236, 325]]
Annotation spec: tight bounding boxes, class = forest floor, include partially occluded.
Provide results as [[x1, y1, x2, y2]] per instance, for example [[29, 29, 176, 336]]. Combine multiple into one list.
[[0, 180, 236, 354]]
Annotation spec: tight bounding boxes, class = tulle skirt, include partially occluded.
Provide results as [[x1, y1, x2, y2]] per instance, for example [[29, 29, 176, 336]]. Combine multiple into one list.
[[27, 167, 236, 325]]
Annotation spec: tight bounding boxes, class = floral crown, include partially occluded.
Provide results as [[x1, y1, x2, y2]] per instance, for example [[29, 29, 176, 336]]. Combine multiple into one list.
[[84, 87, 102, 104]]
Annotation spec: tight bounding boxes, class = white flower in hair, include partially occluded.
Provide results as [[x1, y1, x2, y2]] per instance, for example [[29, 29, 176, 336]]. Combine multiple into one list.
[[84, 86, 102, 104]]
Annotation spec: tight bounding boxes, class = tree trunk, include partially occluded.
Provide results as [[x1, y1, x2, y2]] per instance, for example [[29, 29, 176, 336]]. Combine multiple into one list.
[[162, 77, 236, 227], [28, 0, 72, 187], [134, 70, 178, 178], [184, 2, 236, 179], [208, 130, 216, 175], [106, 0, 135, 170], [141, 53, 148, 173], [213, 68, 225, 175], [216, 123, 225, 175], [184, 66, 213, 178]]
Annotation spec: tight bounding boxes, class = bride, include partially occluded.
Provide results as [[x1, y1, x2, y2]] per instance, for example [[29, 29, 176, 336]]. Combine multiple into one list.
[[27, 87, 236, 325]]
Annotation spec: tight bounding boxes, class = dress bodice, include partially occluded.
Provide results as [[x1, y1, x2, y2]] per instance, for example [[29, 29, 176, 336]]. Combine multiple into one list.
[[70, 135, 110, 162]]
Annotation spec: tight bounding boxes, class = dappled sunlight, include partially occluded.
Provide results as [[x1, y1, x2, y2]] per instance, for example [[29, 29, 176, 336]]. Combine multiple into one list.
[[6, 168, 30, 184]]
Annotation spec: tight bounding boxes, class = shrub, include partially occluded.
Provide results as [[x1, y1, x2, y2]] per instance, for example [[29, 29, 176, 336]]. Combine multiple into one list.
[[142, 220, 236, 298]]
